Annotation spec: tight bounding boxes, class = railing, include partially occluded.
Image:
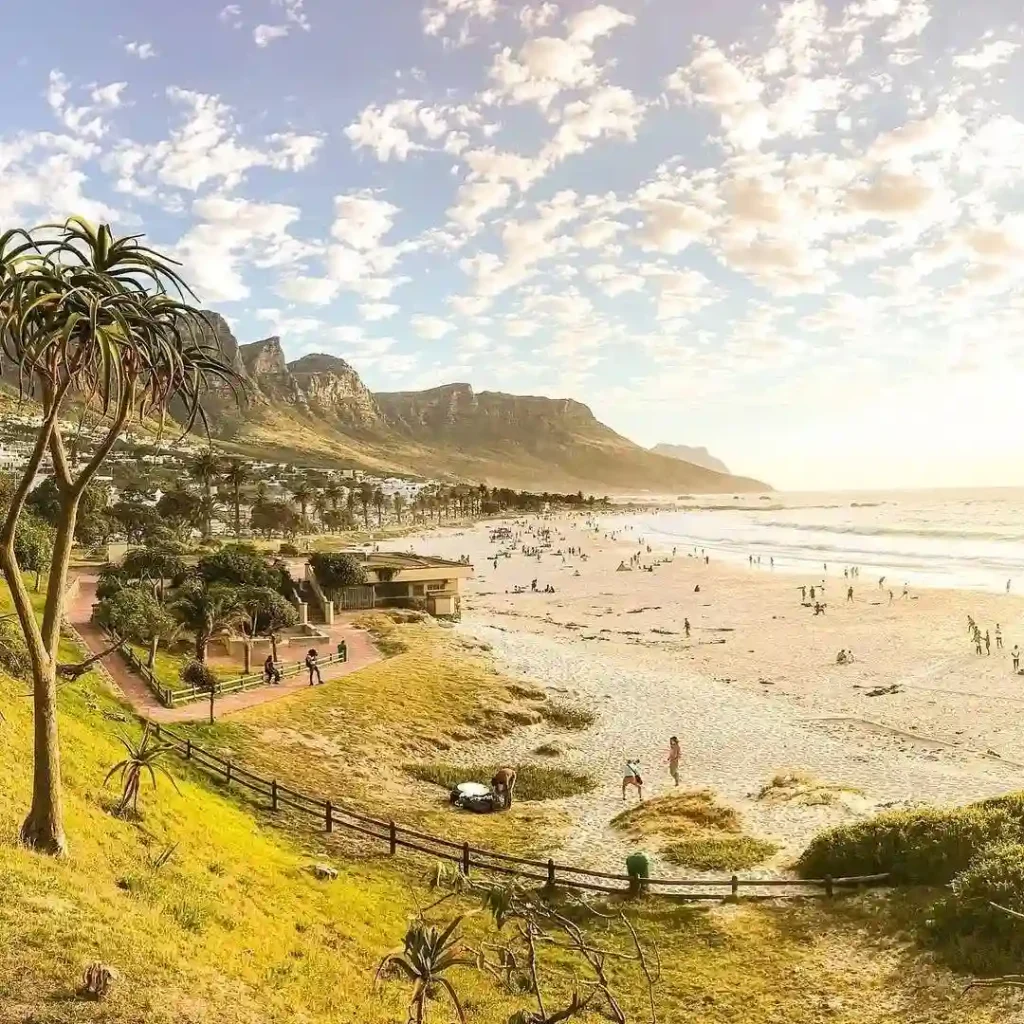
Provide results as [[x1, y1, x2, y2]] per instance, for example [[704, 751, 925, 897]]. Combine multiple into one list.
[[121, 648, 346, 709], [153, 726, 890, 899]]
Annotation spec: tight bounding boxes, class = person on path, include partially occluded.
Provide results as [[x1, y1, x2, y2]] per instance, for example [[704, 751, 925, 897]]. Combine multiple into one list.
[[491, 766, 517, 809], [622, 760, 643, 801], [263, 654, 282, 685], [305, 648, 323, 686], [668, 737, 681, 787], [996, 624, 1003, 649], [1013, 645, 1021, 673]]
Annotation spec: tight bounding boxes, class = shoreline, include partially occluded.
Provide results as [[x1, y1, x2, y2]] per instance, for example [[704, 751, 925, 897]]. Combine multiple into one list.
[[402, 513, 1024, 875]]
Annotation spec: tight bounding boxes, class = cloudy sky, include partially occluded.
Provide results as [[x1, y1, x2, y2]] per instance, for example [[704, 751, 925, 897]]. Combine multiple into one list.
[[2, 0, 1023, 490]]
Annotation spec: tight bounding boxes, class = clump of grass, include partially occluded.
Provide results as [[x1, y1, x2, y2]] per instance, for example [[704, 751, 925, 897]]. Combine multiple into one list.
[[758, 771, 863, 807], [405, 762, 595, 801], [663, 835, 778, 871], [539, 702, 596, 731], [612, 790, 740, 837], [533, 741, 566, 757]]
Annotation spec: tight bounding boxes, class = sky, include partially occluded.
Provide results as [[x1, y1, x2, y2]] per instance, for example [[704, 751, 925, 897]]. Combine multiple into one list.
[[2, 0, 1023, 490]]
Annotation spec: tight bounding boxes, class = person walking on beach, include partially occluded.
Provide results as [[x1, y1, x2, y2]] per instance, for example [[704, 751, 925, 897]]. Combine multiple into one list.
[[996, 624, 1003, 649], [801, 585, 807, 602], [810, 586, 816, 600], [684, 618, 691, 638], [889, 589, 894, 605], [668, 737, 681, 787], [847, 586, 854, 603], [985, 631, 991, 655], [879, 576, 885, 589], [1008, 579, 1012, 594], [623, 760, 643, 801], [1013, 645, 1020, 673], [975, 629, 983, 655], [305, 648, 323, 686], [968, 615, 975, 636]]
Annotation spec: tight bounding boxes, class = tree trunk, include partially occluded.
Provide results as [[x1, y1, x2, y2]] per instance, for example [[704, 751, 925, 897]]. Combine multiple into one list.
[[19, 658, 67, 855], [147, 636, 158, 669], [270, 634, 279, 661], [244, 640, 252, 675], [234, 485, 241, 539], [196, 637, 208, 662], [209, 689, 215, 725]]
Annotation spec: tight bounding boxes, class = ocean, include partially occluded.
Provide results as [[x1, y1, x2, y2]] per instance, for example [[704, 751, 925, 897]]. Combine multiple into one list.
[[615, 488, 1024, 593]]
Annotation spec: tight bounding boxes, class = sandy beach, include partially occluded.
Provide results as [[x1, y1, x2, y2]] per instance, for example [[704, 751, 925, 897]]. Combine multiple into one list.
[[405, 512, 1024, 875]]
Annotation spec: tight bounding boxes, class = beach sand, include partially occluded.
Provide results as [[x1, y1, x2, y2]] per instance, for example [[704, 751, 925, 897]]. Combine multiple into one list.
[[404, 513, 1024, 876]]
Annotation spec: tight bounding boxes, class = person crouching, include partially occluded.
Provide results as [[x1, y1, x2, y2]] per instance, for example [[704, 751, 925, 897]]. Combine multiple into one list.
[[491, 767, 517, 810]]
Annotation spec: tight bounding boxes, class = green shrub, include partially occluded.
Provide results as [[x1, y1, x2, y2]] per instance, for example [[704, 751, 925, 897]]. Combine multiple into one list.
[[797, 796, 1024, 883], [663, 835, 778, 871], [278, 542, 300, 556], [405, 762, 595, 801], [0, 619, 31, 678], [539, 702, 596, 731]]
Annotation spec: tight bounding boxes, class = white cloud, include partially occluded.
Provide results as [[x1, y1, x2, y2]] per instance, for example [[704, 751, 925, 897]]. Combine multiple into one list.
[[520, 2, 559, 32], [448, 180, 512, 231], [422, 0, 498, 45], [544, 85, 645, 161], [638, 198, 716, 254], [254, 24, 290, 46], [332, 192, 399, 250], [345, 100, 443, 161], [125, 41, 157, 60], [566, 4, 634, 45], [882, 0, 931, 43], [275, 275, 340, 305], [953, 40, 1019, 70], [412, 314, 456, 339], [46, 70, 124, 138], [359, 302, 400, 321], [219, 4, 242, 25]]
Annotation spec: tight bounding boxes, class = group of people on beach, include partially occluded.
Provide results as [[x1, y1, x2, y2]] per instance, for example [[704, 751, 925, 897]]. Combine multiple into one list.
[[620, 736, 684, 802], [965, 615, 1020, 671]]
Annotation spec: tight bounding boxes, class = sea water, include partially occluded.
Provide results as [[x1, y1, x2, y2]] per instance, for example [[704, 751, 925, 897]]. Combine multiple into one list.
[[613, 488, 1024, 593]]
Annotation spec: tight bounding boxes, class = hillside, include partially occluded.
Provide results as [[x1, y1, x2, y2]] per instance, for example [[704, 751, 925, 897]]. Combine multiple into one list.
[[195, 315, 769, 493], [651, 443, 731, 475]]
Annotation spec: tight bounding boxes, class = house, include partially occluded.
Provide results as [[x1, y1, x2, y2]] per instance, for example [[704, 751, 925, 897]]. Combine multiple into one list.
[[315, 551, 474, 618]]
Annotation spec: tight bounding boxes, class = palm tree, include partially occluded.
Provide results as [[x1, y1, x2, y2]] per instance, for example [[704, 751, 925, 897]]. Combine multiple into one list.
[[189, 449, 221, 539], [0, 219, 241, 855], [373, 487, 387, 527], [325, 480, 343, 515], [104, 726, 179, 817], [170, 580, 244, 663], [393, 494, 407, 524], [346, 487, 357, 525], [222, 459, 251, 539], [376, 917, 471, 1024], [290, 481, 312, 522], [312, 491, 328, 529], [359, 481, 373, 528]]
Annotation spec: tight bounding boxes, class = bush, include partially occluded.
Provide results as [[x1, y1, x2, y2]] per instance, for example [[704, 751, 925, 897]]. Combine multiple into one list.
[[179, 659, 218, 692], [278, 543, 299, 556], [612, 791, 739, 837], [405, 762, 595, 801], [309, 552, 366, 590], [663, 835, 778, 871], [0, 619, 31, 678], [797, 796, 1024, 884], [539, 702, 596, 731]]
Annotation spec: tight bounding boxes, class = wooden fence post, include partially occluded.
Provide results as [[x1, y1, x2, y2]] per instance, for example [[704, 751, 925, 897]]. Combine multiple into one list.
[[547, 859, 556, 887], [153, 722, 161, 738], [825, 874, 834, 898], [389, 820, 397, 855], [731, 874, 739, 897], [325, 800, 333, 833], [185, 738, 192, 760], [271, 779, 279, 811], [462, 842, 470, 876]]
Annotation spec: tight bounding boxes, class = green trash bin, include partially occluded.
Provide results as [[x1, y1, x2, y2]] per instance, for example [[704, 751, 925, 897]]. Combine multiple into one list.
[[336, 640, 347, 663], [625, 852, 650, 896]]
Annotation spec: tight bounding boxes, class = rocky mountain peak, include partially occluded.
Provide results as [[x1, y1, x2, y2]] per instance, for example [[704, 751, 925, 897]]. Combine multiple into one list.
[[239, 337, 287, 377]]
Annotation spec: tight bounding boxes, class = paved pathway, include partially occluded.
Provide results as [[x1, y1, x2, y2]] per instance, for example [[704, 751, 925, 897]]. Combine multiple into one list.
[[67, 575, 381, 724]]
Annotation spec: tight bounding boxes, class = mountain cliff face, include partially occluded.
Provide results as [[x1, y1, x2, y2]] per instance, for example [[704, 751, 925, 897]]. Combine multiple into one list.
[[651, 444, 730, 475], [194, 312, 767, 493]]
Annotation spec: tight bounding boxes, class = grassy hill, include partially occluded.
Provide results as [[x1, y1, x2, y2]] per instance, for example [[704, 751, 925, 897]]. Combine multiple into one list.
[[0, 600, 1011, 1024]]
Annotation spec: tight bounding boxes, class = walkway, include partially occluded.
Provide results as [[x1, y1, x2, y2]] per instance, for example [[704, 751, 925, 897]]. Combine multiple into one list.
[[66, 575, 381, 724]]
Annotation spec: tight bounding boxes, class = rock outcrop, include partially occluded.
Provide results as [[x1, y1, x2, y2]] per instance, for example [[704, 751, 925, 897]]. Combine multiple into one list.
[[650, 444, 731, 475]]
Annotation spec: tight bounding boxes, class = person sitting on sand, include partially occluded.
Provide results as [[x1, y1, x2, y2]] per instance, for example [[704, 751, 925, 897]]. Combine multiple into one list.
[[263, 654, 282, 685], [622, 760, 643, 802], [667, 737, 681, 786], [491, 767, 517, 809]]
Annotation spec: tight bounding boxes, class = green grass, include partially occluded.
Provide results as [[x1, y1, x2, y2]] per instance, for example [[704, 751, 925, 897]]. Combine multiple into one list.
[[405, 762, 595, 801], [612, 790, 741, 836], [126, 642, 235, 691], [538, 702, 596, 731], [663, 835, 779, 871], [759, 771, 864, 807], [533, 741, 566, 757]]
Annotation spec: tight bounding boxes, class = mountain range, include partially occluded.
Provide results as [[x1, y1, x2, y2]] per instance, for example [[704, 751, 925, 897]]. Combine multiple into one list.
[[193, 312, 768, 494], [650, 444, 731, 475]]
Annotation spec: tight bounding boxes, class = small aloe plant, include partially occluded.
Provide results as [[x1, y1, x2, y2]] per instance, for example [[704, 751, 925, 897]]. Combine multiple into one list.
[[105, 725, 179, 817], [376, 915, 473, 1023]]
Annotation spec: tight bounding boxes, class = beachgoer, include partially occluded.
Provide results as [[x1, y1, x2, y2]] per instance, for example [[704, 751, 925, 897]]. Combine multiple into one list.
[[985, 631, 991, 655], [996, 624, 1003, 649], [491, 766, 517, 809], [684, 618, 691, 638], [1013, 645, 1021, 673], [901, 584, 909, 600], [668, 737, 681, 787], [1008, 579, 1013, 594], [622, 760, 643, 801], [694, 584, 700, 593], [847, 586, 854, 603], [810, 586, 816, 600], [801, 586, 807, 601], [263, 654, 281, 685], [879, 576, 885, 589], [976, 633, 983, 655], [305, 648, 323, 686]]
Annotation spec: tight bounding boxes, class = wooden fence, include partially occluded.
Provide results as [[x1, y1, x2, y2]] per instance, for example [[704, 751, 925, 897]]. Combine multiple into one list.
[[154, 725, 890, 899], [124, 649, 346, 709]]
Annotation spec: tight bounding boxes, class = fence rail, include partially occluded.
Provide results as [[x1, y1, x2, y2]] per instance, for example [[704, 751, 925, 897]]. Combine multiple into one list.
[[121, 648, 345, 709], [154, 725, 890, 899]]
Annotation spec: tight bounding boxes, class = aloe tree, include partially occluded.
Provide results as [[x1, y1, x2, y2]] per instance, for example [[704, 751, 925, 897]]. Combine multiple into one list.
[[0, 220, 241, 855], [222, 459, 250, 539]]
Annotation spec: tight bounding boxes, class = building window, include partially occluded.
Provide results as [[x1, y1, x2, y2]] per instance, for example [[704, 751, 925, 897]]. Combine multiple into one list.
[[426, 581, 447, 592], [413, 584, 425, 596]]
